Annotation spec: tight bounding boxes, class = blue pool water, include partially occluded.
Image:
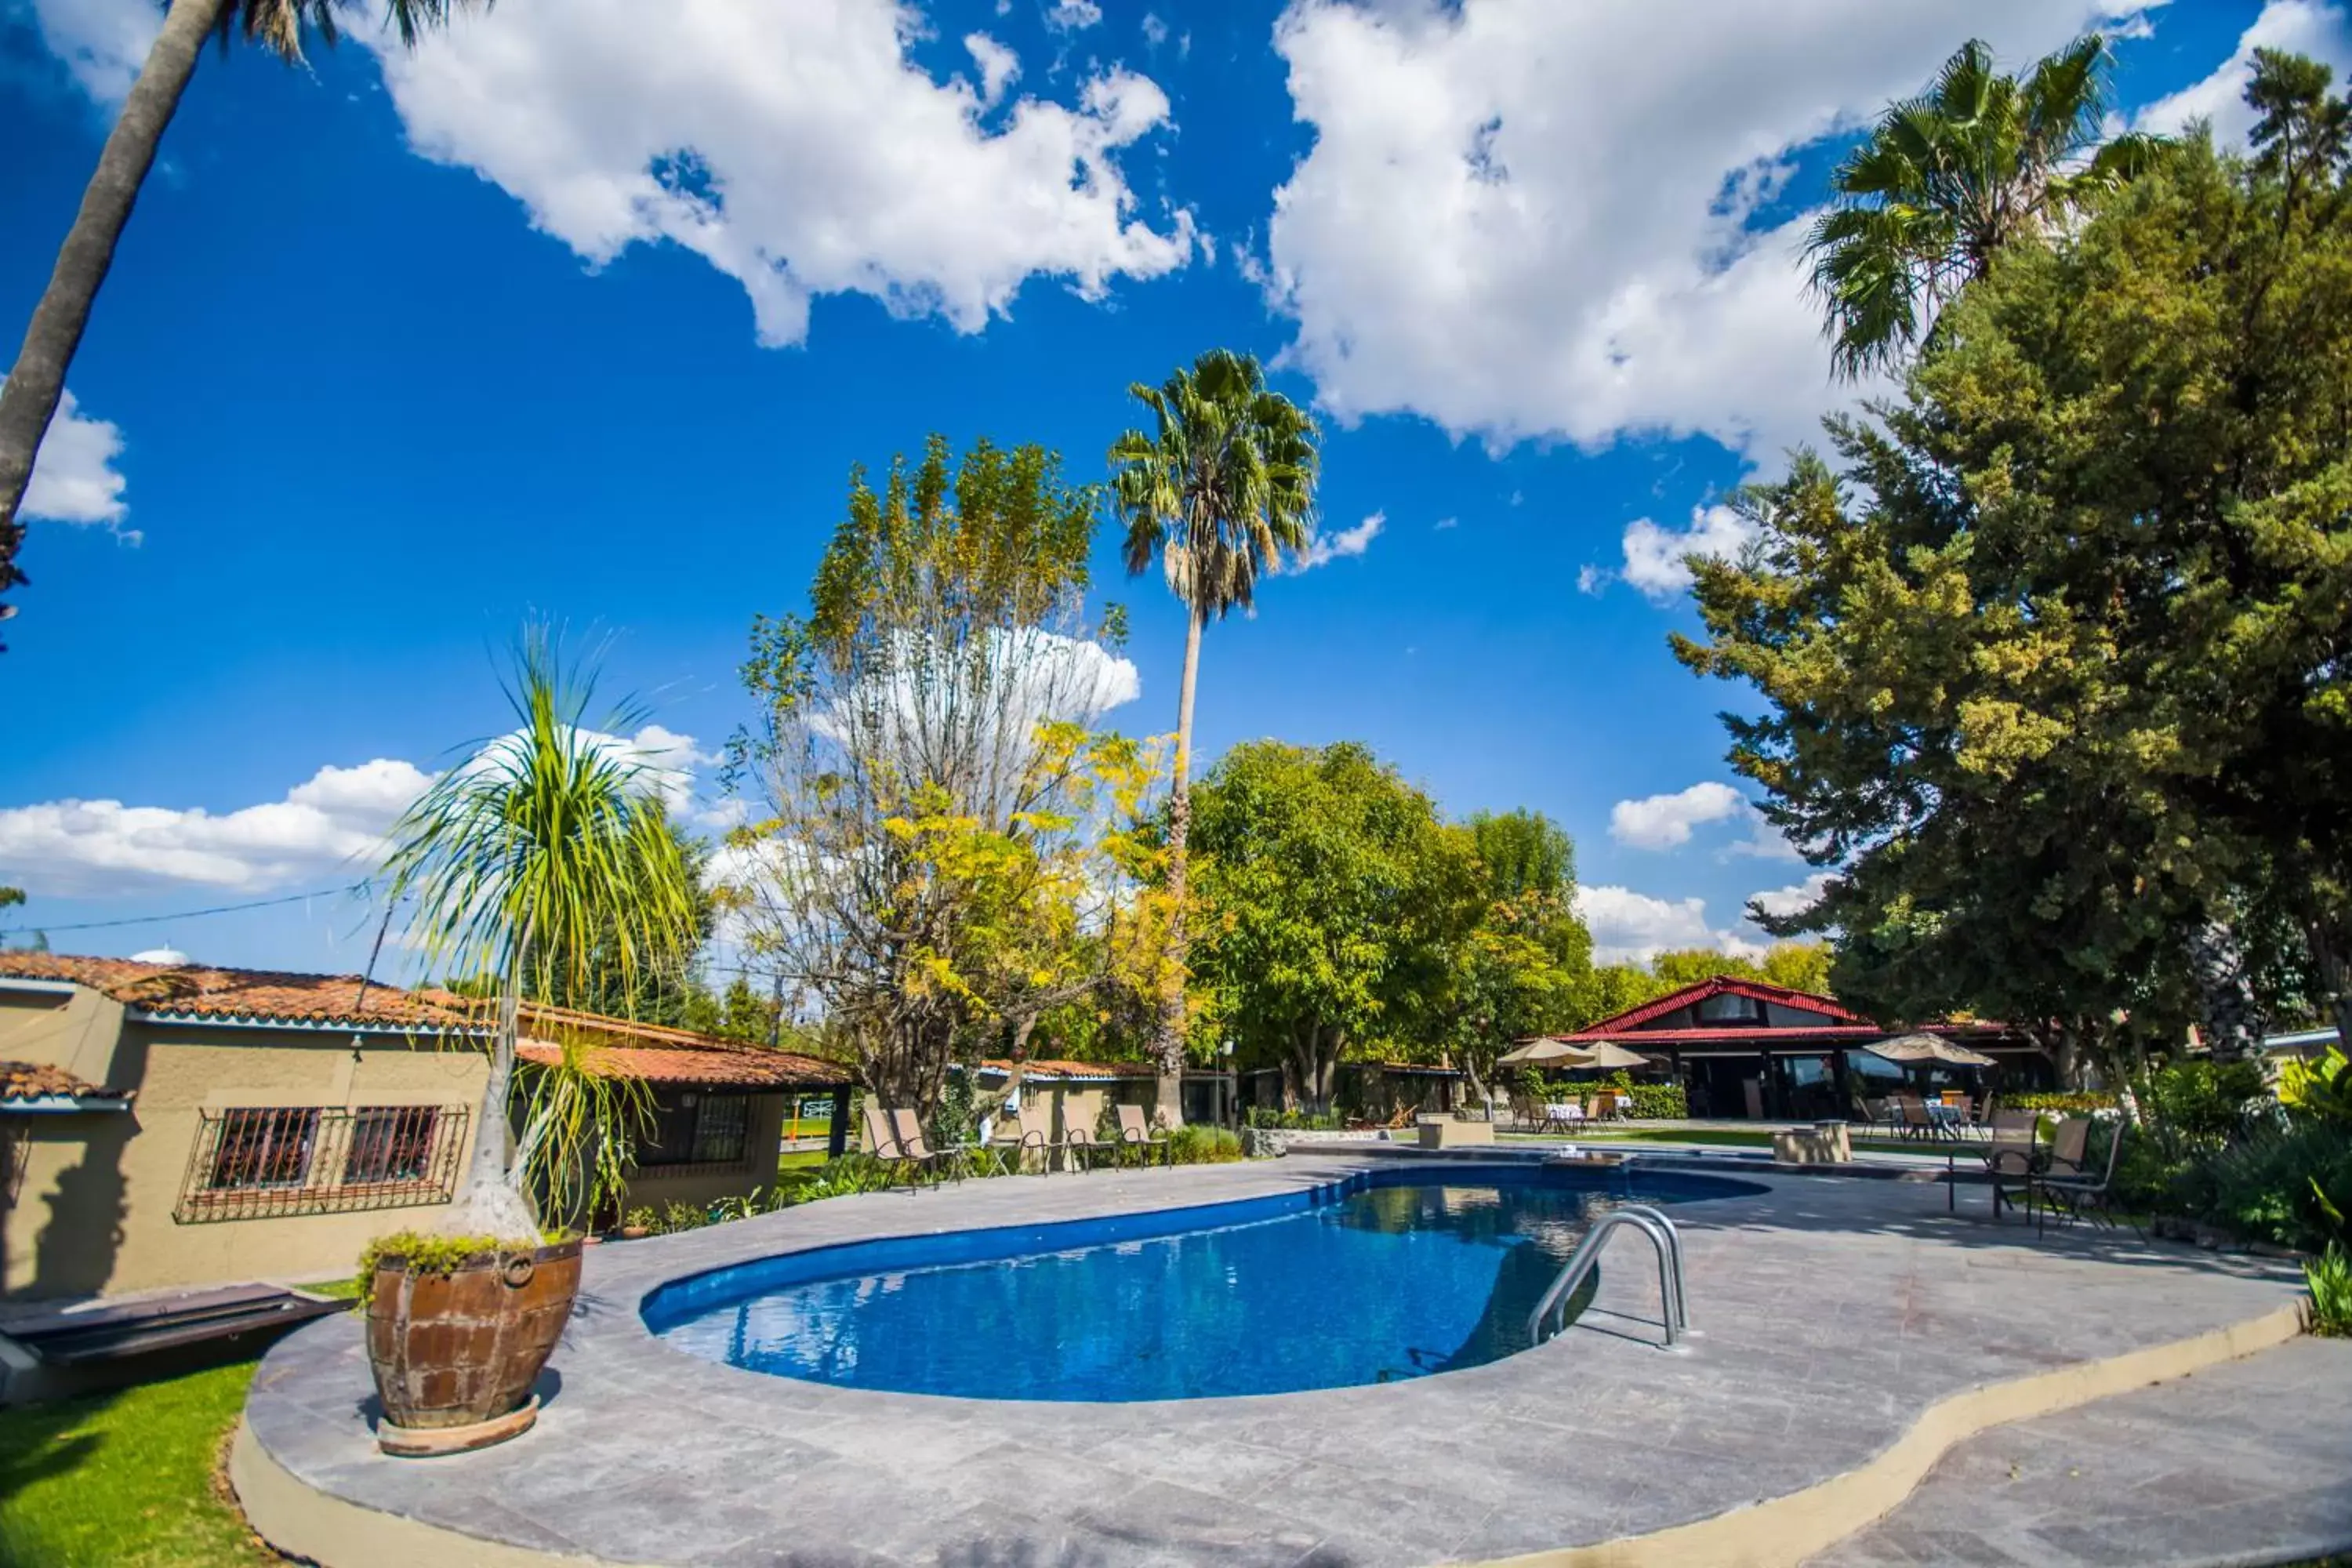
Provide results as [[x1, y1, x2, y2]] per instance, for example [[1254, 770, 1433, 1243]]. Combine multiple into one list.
[[644, 1163, 1761, 1402]]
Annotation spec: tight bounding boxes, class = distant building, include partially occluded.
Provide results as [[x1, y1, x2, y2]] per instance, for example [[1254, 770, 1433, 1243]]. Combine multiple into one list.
[[0, 953, 849, 1301], [1541, 975, 2048, 1120]]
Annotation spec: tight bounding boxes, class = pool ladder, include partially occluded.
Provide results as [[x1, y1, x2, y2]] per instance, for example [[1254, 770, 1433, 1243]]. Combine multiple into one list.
[[1525, 1204, 1692, 1351]]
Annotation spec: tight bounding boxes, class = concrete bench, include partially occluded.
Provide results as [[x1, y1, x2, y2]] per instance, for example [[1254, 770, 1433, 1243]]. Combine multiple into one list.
[[1418, 1116, 1494, 1149]]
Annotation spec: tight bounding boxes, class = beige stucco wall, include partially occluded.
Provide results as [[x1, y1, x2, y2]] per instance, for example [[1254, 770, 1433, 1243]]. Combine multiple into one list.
[[617, 1092, 789, 1217], [2, 989, 492, 1301]]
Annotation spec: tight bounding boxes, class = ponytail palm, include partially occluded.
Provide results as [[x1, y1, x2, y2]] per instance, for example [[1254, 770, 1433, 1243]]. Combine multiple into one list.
[[1109, 348, 1319, 1120], [1806, 34, 2165, 379], [383, 630, 695, 1238]]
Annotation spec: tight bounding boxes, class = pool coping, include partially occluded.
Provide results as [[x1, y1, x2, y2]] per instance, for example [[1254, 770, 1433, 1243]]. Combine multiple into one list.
[[235, 1154, 2311, 1568]]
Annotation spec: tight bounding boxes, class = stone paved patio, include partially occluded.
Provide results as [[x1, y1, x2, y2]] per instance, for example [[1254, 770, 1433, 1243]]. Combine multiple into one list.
[[1812, 1334, 2352, 1568], [241, 1153, 2307, 1566]]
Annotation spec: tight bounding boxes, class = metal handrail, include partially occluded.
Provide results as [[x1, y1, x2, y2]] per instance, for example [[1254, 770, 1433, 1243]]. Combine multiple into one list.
[[1525, 1207, 1690, 1349]]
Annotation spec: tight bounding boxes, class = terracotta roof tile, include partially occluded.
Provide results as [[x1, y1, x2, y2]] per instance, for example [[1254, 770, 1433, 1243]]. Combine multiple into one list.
[[0, 953, 476, 1030], [0, 1060, 126, 1102], [2, 954, 851, 1088], [976, 1058, 1155, 1080]]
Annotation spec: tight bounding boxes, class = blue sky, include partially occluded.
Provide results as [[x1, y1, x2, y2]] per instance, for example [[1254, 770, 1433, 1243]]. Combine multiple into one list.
[[2, 0, 2343, 980]]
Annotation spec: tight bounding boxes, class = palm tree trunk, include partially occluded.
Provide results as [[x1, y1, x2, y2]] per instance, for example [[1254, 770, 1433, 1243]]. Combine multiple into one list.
[[0, 0, 224, 610], [1152, 601, 1206, 1127]]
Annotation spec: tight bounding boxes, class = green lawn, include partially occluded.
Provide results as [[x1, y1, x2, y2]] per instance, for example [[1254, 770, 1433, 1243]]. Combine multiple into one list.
[[0, 1359, 273, 1568]]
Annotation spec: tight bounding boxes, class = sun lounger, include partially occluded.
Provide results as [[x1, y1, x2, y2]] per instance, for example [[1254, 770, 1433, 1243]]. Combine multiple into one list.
[[1063, 1121, 1116, 1170], [1116, 1104, 1172, 1166], [891, 1109, 971, 1183], [2030, 1118, 2132, 1234]]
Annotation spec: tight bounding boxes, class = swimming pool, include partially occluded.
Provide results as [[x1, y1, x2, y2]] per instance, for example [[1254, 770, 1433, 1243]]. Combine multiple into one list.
[[643, 1163, 1762, 1402]]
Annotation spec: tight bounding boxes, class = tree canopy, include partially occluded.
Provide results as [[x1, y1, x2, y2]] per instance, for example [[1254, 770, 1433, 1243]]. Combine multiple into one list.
[[1681, 56, 2352, 1074]]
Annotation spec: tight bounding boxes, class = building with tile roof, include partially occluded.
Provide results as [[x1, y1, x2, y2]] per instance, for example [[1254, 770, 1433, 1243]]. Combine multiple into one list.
[[0, 953, 851, 1302], [1531, 975, 2045, 1120]]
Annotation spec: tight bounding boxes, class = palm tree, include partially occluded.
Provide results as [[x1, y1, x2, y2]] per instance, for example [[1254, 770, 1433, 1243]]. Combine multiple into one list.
[[1805, 34, 2165, 379], [0, 0, 482, 642], [383, 628, 696, 1239], [1109, 349, 1319, 1123]]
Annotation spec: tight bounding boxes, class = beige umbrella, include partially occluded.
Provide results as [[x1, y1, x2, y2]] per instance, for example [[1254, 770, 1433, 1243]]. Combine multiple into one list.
[[1498, 1037, 1657, 1071], [1864, 1033, 1997, 1069], [1497, 1036, 1595, 1067]]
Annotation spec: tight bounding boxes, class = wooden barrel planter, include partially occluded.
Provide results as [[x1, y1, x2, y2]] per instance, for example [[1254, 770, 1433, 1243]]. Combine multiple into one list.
[[365, 1236, 582, 1457]]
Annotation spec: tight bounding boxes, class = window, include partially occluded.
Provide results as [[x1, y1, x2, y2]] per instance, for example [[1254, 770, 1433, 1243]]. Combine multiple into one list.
[[208, 1108, 320, 1191], [635, 1091, 753, 1169], [1697, 993, 1764, 1023], [343, 1106, 441, 1185], [176, 1105, 470, 1223]]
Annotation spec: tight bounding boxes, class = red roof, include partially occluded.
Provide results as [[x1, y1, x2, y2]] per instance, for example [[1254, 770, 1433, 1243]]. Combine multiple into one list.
[[3, 954, 848, 1089], [1569, 975, 1866, 1038]]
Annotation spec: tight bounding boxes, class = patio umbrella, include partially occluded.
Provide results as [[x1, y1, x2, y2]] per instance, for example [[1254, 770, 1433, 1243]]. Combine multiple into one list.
[[1862, 1033, 1996, 1069], [1497, 1037, 1597, 1067]]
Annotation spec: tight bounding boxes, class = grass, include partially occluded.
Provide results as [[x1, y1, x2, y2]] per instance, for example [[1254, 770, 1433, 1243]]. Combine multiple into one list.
[[0, 1359, 273, 1568]]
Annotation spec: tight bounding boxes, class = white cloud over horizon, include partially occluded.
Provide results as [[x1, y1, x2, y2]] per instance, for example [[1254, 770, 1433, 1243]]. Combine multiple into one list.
[[1610, 782, 1746, 850], [0, 724, 724, 900], [1576, 884, 1768, 966], [1260, 0, 2144, 458], [22, 389, 130, 532]]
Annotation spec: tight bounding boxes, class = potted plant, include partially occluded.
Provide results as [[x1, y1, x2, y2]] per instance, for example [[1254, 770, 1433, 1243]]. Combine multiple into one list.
[[365, 630, 695, 1456]]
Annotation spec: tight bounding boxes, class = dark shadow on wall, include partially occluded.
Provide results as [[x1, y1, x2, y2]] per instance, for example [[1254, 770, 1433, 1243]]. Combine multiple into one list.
[[14, 1114, 132, 1301]]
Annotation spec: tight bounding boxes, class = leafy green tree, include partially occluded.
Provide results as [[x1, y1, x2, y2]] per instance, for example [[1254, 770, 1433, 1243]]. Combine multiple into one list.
[[1188, 741, 1482, 1113], [383, 629, 699, 1238], [728, 436, 1163, 1115], [0, 0, 482, 643], [1804, 34, 2163, 378], [1648, 949, 1764, 989], [1683, 67, 2352, 1066], [1109, 350, 1320, 1121], [1571, 964, 1676, 1025], [1446, 811, 1595, 1104], [1759, 941, 1835, 996]]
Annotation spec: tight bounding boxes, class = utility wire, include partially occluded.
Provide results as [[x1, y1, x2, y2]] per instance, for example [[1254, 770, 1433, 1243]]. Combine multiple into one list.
[[0, 882, 368, 938]]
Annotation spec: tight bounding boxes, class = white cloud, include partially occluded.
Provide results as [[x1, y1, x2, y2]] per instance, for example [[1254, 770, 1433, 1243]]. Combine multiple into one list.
[[352, 0, 1194, 349], [22, 390, 129, 530], [1142, 13, 1169, 49], [25, 0, 159, 106], [2136, 1, 2352, 147], [1045, 0, 1102, 32], [1610, 782, 1747, 849], [1576, 884, 1766, 965], [1621, 503, 1755, 603], [964, 33, 1022, 110], [1433, 515, 1458, 532], [1291, 510, 1384, 571], [0, 723, 719, 898], [1575, 563, 1609, 596], [1750, 871, 1834, 921], [1261, 0, 2145, 457], [812, 628, 1140, 750], [0, 760, 434, 898]]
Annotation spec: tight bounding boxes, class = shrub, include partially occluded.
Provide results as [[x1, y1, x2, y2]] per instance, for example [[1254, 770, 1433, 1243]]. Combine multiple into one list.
[[1245, 1107, 1341, 1131], [1621, 1083, 1687, 1120], [2307, 1245, 2352, 1337], [2190, 1120, 2352, 1252], [660, 1200, 710, 1233], [1166, 1125, 1243, 1165], [621, 1206, 659, 1234], [353, 1229, 554, 1297], [2007, 1091, 2118, 1114]]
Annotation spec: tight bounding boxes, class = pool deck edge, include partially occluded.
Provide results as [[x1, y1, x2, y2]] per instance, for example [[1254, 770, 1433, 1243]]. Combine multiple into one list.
[[230, 1301, 2310, 1568]]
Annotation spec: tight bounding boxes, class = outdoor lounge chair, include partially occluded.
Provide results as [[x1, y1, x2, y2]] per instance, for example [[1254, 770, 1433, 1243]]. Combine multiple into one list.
[[2043, 1115, 2093, 1179], [1007, 1109, 1064, 1174], [1063, 1120, 1116, 1170], [1982, 1109, 2040, 1218], [1116, 1104, 1172, 1166], [862, 1103, 942, 1186], [2031, 1119, 2132, 1235], [891, 1109, 971, 1183]]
